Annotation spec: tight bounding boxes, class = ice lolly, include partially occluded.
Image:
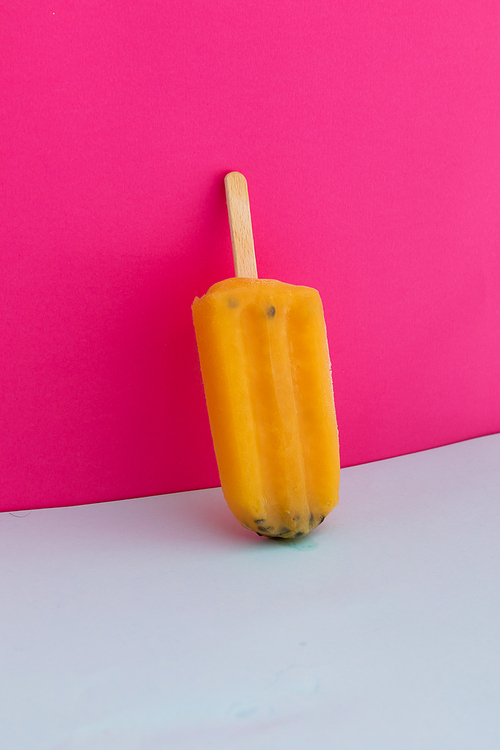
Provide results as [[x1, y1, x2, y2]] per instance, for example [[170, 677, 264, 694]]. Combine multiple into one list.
[[192, 172, 339, 539]]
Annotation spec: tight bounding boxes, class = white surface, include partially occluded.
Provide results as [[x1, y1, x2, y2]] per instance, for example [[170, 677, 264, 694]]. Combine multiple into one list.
[[1, 434, 499, 750]]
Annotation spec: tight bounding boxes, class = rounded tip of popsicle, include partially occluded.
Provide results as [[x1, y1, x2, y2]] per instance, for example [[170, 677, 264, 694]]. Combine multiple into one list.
[[242, 511, 327, 540]]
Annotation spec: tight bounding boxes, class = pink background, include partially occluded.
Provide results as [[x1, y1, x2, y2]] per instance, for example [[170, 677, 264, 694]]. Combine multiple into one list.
[[1, 1, 499, 512]]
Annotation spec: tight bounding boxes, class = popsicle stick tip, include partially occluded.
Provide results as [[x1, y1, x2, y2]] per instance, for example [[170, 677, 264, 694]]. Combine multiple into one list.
[[224, 171, 247, 187]]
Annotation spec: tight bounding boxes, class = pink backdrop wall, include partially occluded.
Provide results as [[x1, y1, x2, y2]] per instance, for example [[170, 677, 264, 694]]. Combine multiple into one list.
[[2, 1, 499, 512]]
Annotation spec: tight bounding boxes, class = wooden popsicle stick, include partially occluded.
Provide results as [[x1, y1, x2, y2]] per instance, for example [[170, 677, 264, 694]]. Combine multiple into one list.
[[224, 172, 258, 279]]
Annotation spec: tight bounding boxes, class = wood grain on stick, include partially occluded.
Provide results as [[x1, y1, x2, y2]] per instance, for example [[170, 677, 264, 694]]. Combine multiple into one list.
[[224, 172, 258, 278]]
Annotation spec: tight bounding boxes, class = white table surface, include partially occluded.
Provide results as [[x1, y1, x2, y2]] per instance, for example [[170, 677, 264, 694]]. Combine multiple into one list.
[[1, 434, 499, 750]]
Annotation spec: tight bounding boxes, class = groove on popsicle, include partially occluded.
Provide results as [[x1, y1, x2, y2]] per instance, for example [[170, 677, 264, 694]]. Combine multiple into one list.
[[285, 291, 338, 527], [239, 302, 277, 512], [224, 172, 258, 279], [239, 299, 309, 532], [267, 302, 309, 524]]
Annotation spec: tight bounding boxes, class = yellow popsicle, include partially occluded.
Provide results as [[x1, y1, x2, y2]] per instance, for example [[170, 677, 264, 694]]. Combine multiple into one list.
[[192, 173, 339, 538]]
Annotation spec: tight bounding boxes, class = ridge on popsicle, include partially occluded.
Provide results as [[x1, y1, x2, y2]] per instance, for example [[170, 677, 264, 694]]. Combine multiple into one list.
[[192, 172, 339, 539]]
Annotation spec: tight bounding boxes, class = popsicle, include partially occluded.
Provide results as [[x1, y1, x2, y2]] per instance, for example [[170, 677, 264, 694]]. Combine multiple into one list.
[[192, 172, 339, 539]]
